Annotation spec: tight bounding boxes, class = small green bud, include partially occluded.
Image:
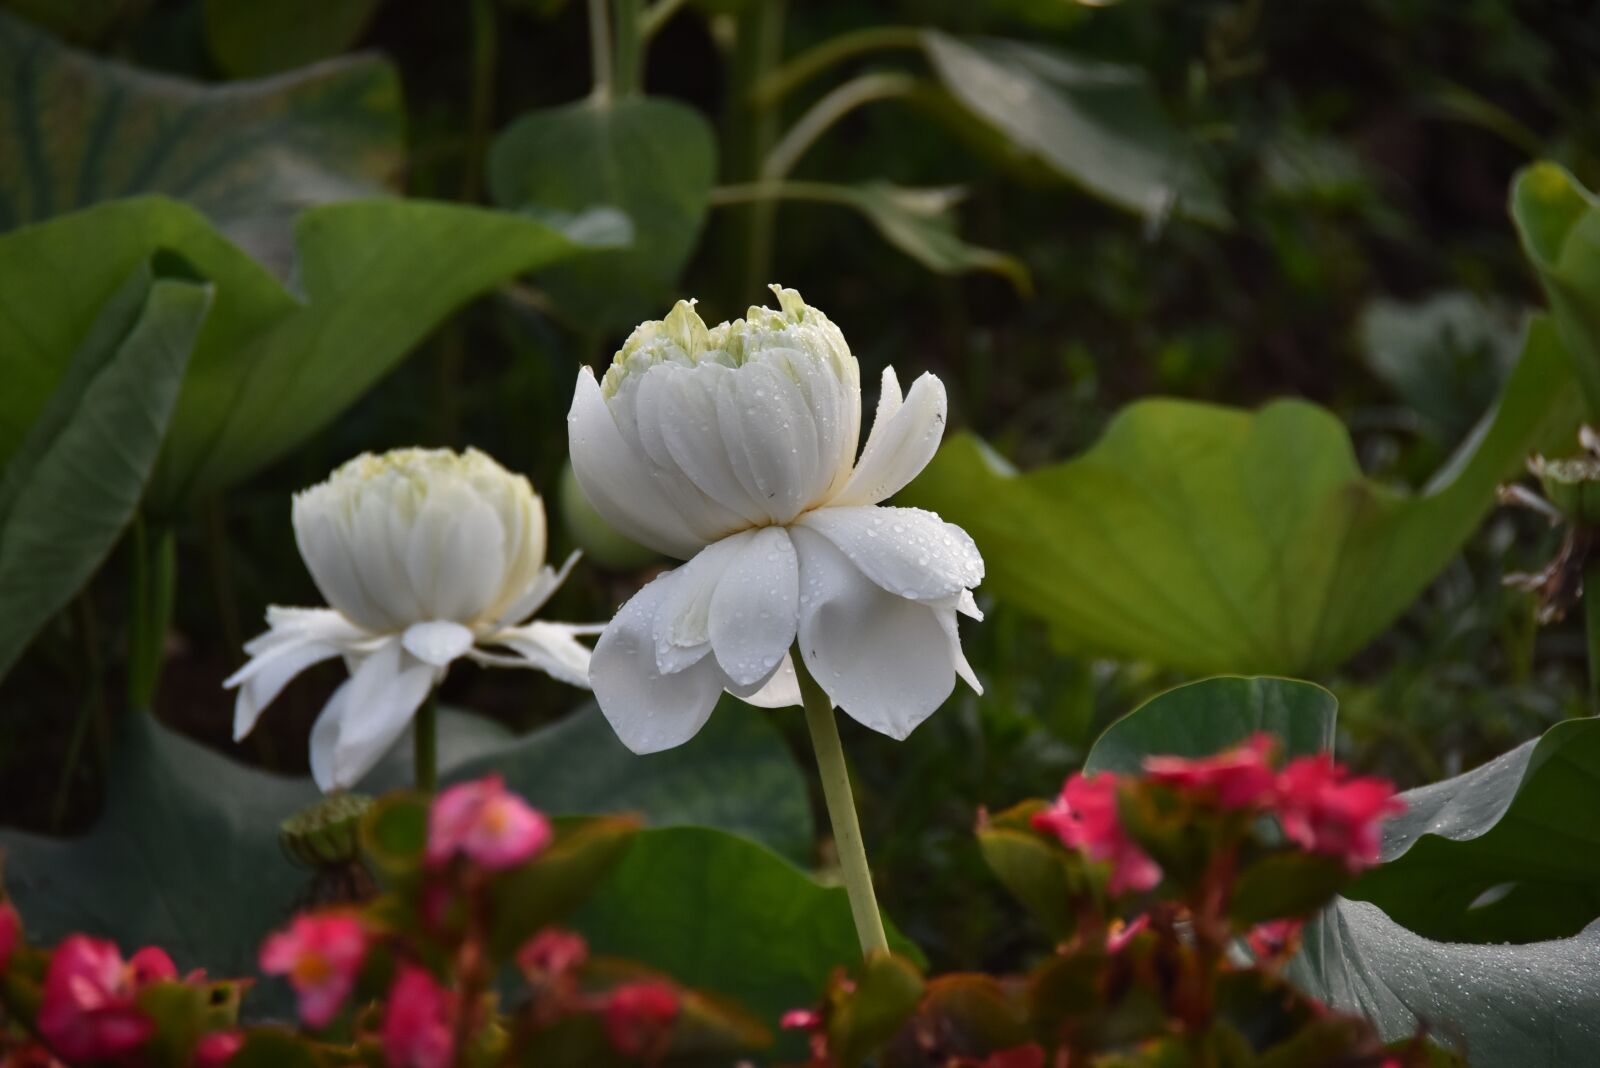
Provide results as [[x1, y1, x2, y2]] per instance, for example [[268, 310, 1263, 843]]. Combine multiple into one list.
[[279, 794, 374, 870], [1533, 453, 1600, 526]]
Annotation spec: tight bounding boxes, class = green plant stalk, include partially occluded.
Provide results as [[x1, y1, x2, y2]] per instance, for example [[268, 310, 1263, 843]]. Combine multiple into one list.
[[760, 71, 918, 181], [126, 517, 176, 712], [640, 0, 689, 40], [718, 0, 786, 306], [51, 594, 104, 831], [462, 0, 498, 201], [587, 0, 614, 102], [751, 25, 924, 108], [415, 693, 439, 793], [611, 0, 644, 97], [1587, 554, 1600, 712], [793, 648, 889, 957]]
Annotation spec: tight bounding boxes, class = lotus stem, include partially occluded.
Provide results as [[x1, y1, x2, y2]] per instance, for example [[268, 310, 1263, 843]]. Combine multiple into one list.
[[415, 694, 439, 793], [126, 516, 175, 712], [794, 648, 889, 957], [587, 0, 613, 102], [611, 0, 644, 97], [761, 71, 918, 182], [750, 25, 924, 109], [1586, 555, 1600, 712]]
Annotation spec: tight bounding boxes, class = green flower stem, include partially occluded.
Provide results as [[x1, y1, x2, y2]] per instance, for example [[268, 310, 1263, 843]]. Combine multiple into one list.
[[750, 25, 924, 109], [126, 516, 175, 712], [462, 0, 498, 200], [1586, 554, 1600, 712], [611, 0, 644, 97], [587, 0, 614, 102], [760, 71, 918, 181], [640, 0, 689, 40], [415, 694, 439, 793], [708, 180, 863, 208], [720, 0, 785, 303], [794, 649, 889, 957]]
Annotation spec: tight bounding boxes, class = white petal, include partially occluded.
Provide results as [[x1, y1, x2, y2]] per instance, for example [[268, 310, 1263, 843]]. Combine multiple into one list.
[[653, 533, 752, 674], [791, 526, 956, 740], [349, 491, 423, 625], [406, 488, 506, 622], [636, 364, 766, 524], [739, 653, 804, 709], [932, 596, 983, 695], [259, 606, 374, 649], [308, 680, 352, 794], [860, 366, 904, 461], [495, 549, 581, 628], [229, 639, 342, 742], [227, 608, 372, 741], [476, 620, 596, 688], [708, 526, 799, 686], [715, 361, 822, 522], [293, 504, 392, 631], [402, 620, 476, 668], [797, 505, 983, 601], [328, 640, 436, 790], [833, 371, 947, 506], [770, 346, 859, 500], [568, 367, 710, 560], [590, 572, 726, 754]]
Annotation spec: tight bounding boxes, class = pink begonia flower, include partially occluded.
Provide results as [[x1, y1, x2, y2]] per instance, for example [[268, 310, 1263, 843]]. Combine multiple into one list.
[[382, 966, 455, 1068], [259, 912, 369, 1029], [517, 928, 588, 979], [1274, 755, 1405, 872], [1246, 918, 1304, 962], [1106, 913, 1150, 954], [38, 936, 174, 1063], [603, 981, 680, 1059], [1144, 733, 1277, 809], [780, 1008, 823, 1031], [427, 775, 553, 872], [3, 1043, 69, 1067], [192, 1030, 244, 1068], [1031, 773, 1161, 895], [0, 902, 19, 972]]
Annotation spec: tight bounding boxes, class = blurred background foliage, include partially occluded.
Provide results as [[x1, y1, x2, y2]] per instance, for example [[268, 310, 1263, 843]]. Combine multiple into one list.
[[1, 0, 1597, 976]]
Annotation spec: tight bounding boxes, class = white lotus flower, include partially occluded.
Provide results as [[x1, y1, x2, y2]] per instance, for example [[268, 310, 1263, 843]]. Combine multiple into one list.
[[568, 286, 984, 754], [225, 448, 599, 792]]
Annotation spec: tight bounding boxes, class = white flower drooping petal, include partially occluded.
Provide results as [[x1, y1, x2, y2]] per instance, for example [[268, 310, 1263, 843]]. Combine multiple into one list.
[[226, 448, 601, 792], [571, 287, 984, 754]]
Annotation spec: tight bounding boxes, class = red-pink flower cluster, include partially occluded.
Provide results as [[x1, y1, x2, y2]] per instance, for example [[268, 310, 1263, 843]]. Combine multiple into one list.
[[1145, 733, 1277, 809], [518, 927, 588, 981], [1033, 735, 1404, 893], [1245, 918, 1304, 962], [603, 981, 680, 1060], [259, 912, 369, 1029], [1030, 773, 1162, 894], [192, 1031, 245, 1068], [382, 965, 455, 1068], [426, 774, 553, 872], [1274, 753, 1407, 871], [37, 936, 175, 1063], [0, 901, 18, 973]]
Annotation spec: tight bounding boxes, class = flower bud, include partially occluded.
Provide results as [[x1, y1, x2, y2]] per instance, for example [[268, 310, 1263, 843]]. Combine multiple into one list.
[[292, 448, 548, 633], [279, 794, 373, 869], [1532, 452, 1600, 526]]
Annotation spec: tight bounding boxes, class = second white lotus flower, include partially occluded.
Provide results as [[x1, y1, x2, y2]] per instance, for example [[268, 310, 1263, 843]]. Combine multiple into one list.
[[226, 448, 599, 792], [569, 286, 984, 753]]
